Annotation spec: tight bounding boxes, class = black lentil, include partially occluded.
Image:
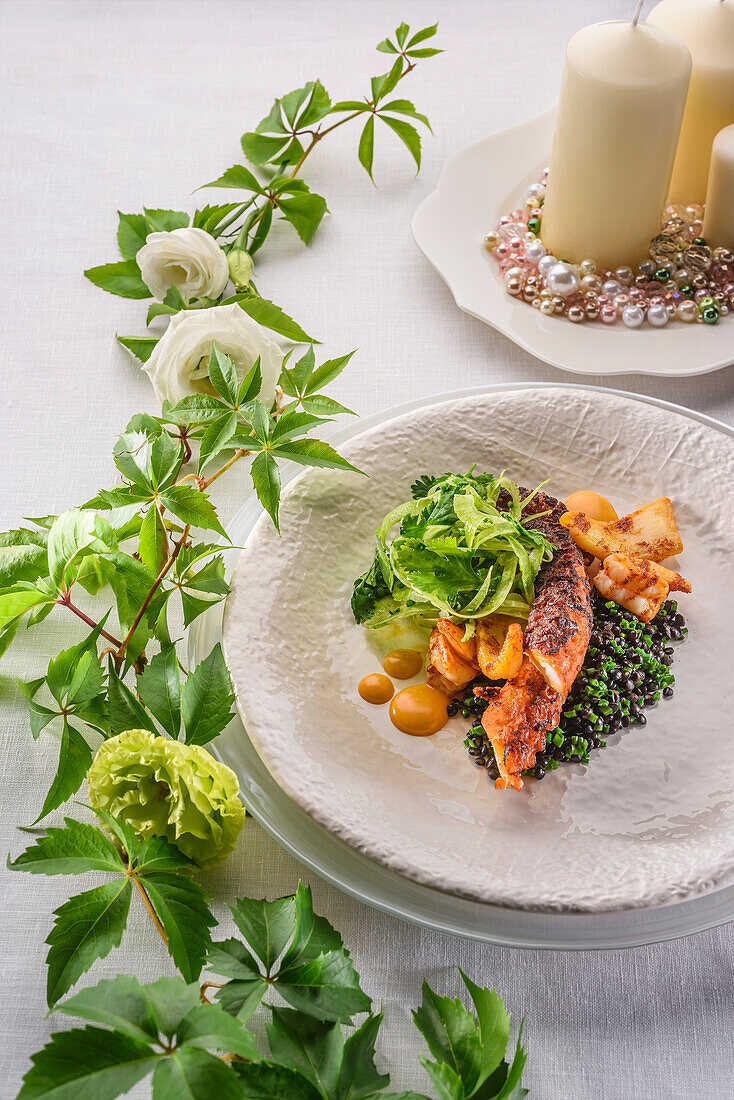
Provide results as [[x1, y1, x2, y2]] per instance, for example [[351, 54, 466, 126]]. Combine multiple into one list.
[[461, 593, 686, 782]]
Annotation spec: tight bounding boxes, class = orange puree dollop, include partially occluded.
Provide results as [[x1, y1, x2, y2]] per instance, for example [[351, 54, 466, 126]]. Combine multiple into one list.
[[358, 673, 394, 705], [564, 490, 618, 522], [389, 683, 448, 736], [382, 648, 423, 680]]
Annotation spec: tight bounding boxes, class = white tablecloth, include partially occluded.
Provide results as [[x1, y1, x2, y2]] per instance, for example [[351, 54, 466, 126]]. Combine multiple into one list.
[[1, 1, 733, 1096]]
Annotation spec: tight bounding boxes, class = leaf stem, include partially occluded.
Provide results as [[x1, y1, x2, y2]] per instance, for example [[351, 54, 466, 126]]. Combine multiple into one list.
[[201, 448, 247, 490], [55, 593, 122, 648], [130, 872, 169, 947]]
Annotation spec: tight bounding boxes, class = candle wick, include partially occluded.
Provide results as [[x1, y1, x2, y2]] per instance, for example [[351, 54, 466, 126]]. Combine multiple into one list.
[[632, 0, 645, 25]]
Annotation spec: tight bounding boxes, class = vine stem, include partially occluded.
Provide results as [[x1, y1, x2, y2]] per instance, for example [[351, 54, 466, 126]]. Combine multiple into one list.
[[56, 593, 122, 648], [114, 523, 191, 671], [131, 873, 168, 947]]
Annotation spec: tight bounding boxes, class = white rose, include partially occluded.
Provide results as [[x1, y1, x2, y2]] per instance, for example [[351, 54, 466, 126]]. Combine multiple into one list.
[[137, 227, 229, 303], [143, 304, 283, 407]]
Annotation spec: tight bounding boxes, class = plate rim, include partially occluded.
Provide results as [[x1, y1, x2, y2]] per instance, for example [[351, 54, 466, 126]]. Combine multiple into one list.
[[411, 108, 734, 379], [192, 381, 734, 948]]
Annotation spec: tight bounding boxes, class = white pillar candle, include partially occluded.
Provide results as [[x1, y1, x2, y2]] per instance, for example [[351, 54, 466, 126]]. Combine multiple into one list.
[[541, 20, 691, 270], [649, 0, 734, 206], [703, 124, 734, 248]]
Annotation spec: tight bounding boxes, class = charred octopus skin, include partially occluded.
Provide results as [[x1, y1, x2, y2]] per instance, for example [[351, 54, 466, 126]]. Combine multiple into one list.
[[521, 490, 594, 697], [480, 487, 592, 790]]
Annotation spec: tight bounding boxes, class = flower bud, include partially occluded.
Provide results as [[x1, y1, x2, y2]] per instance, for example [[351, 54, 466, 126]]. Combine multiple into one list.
[[227, 248, 253, 292]]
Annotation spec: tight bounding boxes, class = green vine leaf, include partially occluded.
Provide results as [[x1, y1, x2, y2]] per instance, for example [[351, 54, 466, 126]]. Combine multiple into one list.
[[46, 879, 132, 1006], [0, 528, 49, 585], [106, 659, 157, 736], [203, 163, 265, 193], [33, 720, 94, 825], [18, 975, 258, 1100], [16, 1025, 160, 1100], [241, 80, 332, 166], [7, 817, 125, 877], [213, 884, 371, 1024], [138, 503, 169, 575], [157, 484, 229, 539], [358, 116, 375, 181], [139, 872, 215, 983], [378, 115, 421, 171], [181, 643, 235, 745], [250, 451, 282, 533], [278, 191, 329, 245], [137, 644, 181, 737]]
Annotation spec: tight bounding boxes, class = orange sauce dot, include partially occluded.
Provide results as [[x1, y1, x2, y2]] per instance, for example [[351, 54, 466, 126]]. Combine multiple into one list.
[[358, 673, 394, 705], [382, 648, 423, 680], [389, 683, 448, 737], [564, 490, 618, 523]]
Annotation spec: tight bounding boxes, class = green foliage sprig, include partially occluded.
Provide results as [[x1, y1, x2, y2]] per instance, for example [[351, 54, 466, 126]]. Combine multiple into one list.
[[9, 864, 527, 1100], [3, 19, 531, 1097], [83, 21, 441, 357]]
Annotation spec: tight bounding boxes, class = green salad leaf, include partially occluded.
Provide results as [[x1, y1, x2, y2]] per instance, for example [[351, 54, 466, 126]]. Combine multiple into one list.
[[351, 471, 553, 630]]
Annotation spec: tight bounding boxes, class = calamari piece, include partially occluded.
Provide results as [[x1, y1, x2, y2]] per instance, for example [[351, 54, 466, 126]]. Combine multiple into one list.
[[559, 498, 683, 563], [593, 552, 691, 623], [476, 618, 523, 680]]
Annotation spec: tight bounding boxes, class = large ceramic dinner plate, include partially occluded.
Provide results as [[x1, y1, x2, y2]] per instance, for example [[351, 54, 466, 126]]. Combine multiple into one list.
[[412, 109, 734, 377], [215, 384, 734, 926]]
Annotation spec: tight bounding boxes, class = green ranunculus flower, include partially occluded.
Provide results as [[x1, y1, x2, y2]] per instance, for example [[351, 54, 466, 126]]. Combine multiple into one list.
[[88, 729, 245, 870]]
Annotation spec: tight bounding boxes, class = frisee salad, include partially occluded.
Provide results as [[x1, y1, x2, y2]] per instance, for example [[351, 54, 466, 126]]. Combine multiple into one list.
[[351, 470, 555, 632]]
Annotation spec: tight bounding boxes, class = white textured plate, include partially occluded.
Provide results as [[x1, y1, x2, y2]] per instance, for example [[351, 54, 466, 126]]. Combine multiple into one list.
[[412, 109, 734, 377], [222, 386, 734, 914]]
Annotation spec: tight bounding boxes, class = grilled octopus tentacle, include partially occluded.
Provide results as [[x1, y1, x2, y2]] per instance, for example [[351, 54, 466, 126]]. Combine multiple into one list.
[[480, 488, 592, 789]]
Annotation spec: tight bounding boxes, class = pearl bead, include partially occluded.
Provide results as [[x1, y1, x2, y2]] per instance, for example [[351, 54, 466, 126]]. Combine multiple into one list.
[[525, 197, 540, 210], [579, 259, 597, 277], [567, 305, 585, 323], [538, 254, 557, 279], [647, 302, 669, 327], [522, 286, 536, 302], [539, 299, 554, 316], [614, 293, 630, 310], [483, 231, 499, 251], [622, 304, 645, 328], [504, 266, 525, 295], [600, 306, 617, 324], [581, 273, 602, 293], [615, 266, 634, 286], [525, 239, 546, 266], [547, 262, 580, 298], [526, 182, 546, 202], [602, 279, 623, 299], [552, 296, 565, 314], [585, 304, 600, 320], [677, 300, 697, 323]]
